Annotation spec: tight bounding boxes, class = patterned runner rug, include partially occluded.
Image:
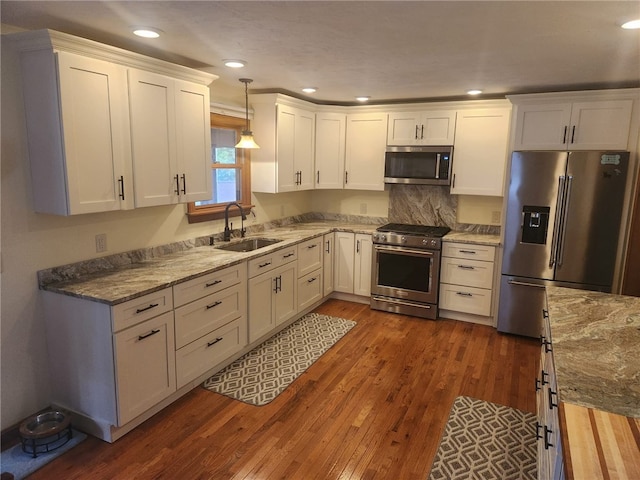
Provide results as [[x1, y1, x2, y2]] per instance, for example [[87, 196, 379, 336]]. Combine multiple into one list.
[[202, 313, 356, 406], [428, 396, 537, 480]]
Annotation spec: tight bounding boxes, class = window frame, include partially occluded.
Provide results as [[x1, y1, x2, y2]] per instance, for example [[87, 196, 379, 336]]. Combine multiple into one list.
[[187, 113, 253, 223]]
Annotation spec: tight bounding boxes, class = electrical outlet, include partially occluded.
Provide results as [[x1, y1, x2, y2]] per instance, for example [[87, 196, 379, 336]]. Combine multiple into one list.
[[491, 210, 501, 224], [95, 233, 107, 253]]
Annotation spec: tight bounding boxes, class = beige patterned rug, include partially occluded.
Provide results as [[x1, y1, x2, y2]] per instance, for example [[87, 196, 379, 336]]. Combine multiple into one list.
[[428, 396, 537, 480], [202, 313, 355, 406]]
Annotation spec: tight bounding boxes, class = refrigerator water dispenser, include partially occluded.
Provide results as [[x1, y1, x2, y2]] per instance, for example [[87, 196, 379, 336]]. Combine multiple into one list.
[[521, 206, 549, 245]]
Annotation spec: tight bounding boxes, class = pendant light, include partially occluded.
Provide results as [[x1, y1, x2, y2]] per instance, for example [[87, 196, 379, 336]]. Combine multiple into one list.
[[235, 78, 260, 149]]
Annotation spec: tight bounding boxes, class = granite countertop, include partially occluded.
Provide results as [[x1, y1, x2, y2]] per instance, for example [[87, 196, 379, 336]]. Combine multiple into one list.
[[546, 286, 640, 418], [443, 231, 501, 246], [40, 221, 379, 306]]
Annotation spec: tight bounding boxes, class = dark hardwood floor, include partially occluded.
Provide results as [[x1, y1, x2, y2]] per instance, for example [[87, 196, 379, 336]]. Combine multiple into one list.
[[26, 299, 539, 479]]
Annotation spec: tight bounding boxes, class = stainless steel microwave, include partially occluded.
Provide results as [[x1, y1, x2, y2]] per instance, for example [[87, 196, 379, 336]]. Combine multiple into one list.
[[384, 146, 453, 185]]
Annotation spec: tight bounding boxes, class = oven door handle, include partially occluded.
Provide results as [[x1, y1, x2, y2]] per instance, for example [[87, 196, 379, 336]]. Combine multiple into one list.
[[372, 296, 432, 310], [374, 245, 435, 257]]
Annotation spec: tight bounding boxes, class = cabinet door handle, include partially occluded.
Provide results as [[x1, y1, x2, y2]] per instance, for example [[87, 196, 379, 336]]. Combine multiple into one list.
[[540, 335, 552, 353], [207, 337, 224, 347], [174, 174, 180, 195], [345, 171, 348, 185], [457, 265, 475, 270], [562, 125, 568, 144], [317, 170, 320, 184], [206, 300, 222, 310], [326, 240, 330, 254], [544, 426, 553, 449], [356, 240, 360, 253], [541, 369, 549, 386], [535, 421, 543, 440], [415, 124, 419, 140], [136, 303, 159, 314], [420, 124, 424, 139], [535, 378, 541, 392], [307, 276, 317, 283], [542, 309, 549, 319], [138, 329, 160, 341], [570, 125, 576, 143], [181, 174, 187, 194], [548, 388, 558, 409], [452, 173, 456, 189], [456, 291, 473, 297], [206, 279, 223, 288], [259, 261, 272, 268], [118, 176, 125, 200]]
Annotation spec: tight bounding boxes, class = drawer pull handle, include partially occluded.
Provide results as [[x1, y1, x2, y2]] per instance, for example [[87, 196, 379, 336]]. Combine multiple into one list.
[[456, 292, 473, 297], [459, 250, 477, 254], [541, 369, 549, 386], [535, 422, 543, 440], [307, 244, 318, 249], [544, 426, 553, 449], [207, 337, 224, 347], [307, 277, 317, 283], [535, 378, 541, 392], [548, 388, 558, 409], [136, 303, 159, 314], [457, 265, 475, 270], [540, 335, 552, 353], [205, 280, 223, 288], [259, 261, 272, 268], [284, 253, 295, 258], [206, 301, 222, 310], [138, 329, 160, 341], [542, 308, 549, 319]]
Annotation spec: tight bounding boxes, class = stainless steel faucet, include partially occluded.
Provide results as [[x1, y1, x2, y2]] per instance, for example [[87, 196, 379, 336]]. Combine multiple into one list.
[[223, 203, 247, 241]]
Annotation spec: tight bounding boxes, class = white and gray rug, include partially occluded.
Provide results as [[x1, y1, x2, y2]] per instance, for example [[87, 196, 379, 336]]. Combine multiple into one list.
[[203, 313, 356, 406], [428, 396, 537, 480]]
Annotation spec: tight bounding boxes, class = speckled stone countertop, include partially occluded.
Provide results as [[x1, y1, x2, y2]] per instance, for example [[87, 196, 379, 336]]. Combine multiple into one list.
[[39, 221, 379, 306], [546, 286, 640, 418], [442, 231, 501, 246]]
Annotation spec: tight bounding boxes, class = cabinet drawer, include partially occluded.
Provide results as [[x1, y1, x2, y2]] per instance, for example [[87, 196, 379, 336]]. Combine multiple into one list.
[[175, 316, 247, 389], [112, 288, 173, 332], [439, 284, 492, 316], [298, 269, 323, 311], [297, 237, 323, 277], [442, 242, 496, 262], [248, 246, 297, 278], [173, 263, 245, 307], [174, 283, 247, 349], [440, 257, 494, 289]]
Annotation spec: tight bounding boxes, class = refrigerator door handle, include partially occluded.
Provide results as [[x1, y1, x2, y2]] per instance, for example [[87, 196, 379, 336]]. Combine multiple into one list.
[[556, 175, 573, 267], [549, 175, 566, 268]]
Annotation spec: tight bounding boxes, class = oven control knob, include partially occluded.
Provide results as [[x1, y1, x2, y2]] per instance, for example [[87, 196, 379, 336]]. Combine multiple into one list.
[[401, 236, 407, 243], [430, 239, 437, 247]]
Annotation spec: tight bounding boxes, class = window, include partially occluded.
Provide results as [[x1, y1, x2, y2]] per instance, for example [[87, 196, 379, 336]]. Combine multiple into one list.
[[187, 113, 252, 223]]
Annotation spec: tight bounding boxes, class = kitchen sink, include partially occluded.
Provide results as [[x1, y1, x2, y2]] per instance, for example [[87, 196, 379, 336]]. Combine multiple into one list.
[[215, 237, 282, 252]]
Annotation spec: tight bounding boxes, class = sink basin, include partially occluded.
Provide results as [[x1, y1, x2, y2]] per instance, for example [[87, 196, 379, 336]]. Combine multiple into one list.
[[215, 237, 282, 253]]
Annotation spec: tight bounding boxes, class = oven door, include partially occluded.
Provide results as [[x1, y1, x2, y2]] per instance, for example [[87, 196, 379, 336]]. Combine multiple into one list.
[[371, 244, 440, 304]]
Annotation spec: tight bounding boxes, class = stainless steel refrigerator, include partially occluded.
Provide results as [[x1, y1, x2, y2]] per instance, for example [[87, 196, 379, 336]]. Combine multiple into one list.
[[498, 150, 629, 337]]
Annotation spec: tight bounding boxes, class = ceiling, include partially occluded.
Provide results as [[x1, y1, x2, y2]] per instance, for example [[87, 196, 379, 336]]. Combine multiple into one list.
[[2, 1, 639, 105]]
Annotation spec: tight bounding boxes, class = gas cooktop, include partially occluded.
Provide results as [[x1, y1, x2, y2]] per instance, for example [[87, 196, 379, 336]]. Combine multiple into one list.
[[376, 223, 451, 238]]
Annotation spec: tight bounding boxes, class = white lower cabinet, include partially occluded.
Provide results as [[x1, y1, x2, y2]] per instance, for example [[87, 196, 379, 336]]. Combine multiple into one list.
[[439, 242, 496, 319], [248, 247, 298, 343], [298, 270, 323, 311], [334, 232, 373, 296], [297, 236, 324, 311]]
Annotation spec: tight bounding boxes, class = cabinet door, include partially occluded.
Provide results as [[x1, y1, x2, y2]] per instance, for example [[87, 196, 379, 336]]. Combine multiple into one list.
[[296, 108, 316, 190], [421, 111, 457, 145], [129, 69, 178, 207], [354, 234, 373, 296], [323, 233, 335, 296], [451, 108, 511, 196], [387, 112, 422, 145], [569, 100, 633, 150], [334, 232, 355, 293], [248, 272, 276, 343], [114, 311, 176, 425], [276, 105, 297, 192], [513, 103, 573, 150], [315, 112, 346, 189], [54, 52, 132, 214], [174, 80, 212, 202], [345, 113, 387, 191], [274, 263, 298, 326]]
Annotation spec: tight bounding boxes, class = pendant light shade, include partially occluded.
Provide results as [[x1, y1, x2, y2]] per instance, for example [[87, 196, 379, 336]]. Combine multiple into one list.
[[235, 78, 260, 149]]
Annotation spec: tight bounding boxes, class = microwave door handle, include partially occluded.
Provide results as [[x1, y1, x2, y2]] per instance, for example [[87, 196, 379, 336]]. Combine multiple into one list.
[[435, 154, 441, 179]]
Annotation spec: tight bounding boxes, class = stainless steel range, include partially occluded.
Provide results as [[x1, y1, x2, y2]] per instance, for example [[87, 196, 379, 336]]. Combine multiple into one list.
[[370, 223, 450, 319]]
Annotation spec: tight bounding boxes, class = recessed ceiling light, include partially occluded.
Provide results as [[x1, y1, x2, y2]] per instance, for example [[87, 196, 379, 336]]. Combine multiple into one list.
[[356, 96, 370, 102], [621, 19, 640, 29], [224, 59, 247, 68], [467, 89, 483, 95], [132, 27, 162, 38], [302, 87, 317, 94]]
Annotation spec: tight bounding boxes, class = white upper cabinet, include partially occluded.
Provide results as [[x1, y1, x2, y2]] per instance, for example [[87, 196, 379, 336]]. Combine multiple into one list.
[[345, 113, 387, 191], [129, 70, 212, 207], [315, 112, 346, 189], [251, 95, 316, 193], [512, 98, 633, 151], [451, 107, 512, 196], [12, 29, 215, 215], [19, 49, 134, 215], [387, 110, 456, 146]]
